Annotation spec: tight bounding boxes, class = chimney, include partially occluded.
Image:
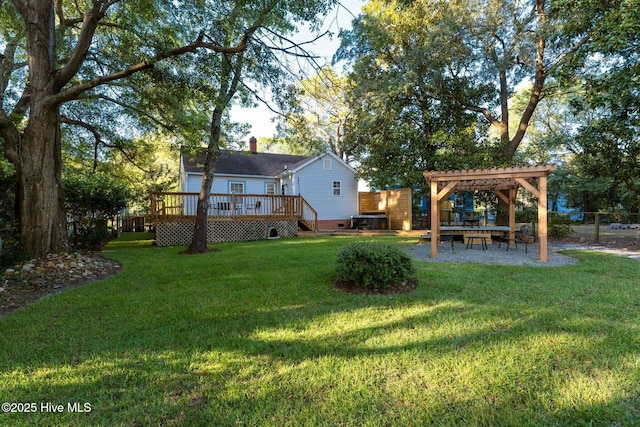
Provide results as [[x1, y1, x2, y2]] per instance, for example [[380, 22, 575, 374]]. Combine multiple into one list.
[[249, 136, 257, 154]]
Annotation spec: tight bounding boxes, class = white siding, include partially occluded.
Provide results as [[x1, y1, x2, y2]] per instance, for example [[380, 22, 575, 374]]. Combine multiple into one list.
[[296, 154, 358, 220]]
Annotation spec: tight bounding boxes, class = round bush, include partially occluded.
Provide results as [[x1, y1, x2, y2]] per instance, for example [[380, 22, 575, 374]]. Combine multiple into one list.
[[549, 215, 573, 239], [335, 242, 416, 290]]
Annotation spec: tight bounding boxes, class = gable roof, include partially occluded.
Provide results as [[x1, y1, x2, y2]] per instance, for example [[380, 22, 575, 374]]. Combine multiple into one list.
[[278, 150, 358, 177], [181, 149, 312, 177]]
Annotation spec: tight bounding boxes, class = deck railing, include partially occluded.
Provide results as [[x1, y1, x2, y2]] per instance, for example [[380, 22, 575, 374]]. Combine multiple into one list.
[[150, 192, 317, 231]]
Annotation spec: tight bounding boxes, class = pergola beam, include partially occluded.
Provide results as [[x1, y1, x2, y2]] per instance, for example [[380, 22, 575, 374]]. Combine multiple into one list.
[[494, 190, 510, 205], [515, 178, 539, 199], [424, 165, 556, 181], [437, 181, 459, 201]]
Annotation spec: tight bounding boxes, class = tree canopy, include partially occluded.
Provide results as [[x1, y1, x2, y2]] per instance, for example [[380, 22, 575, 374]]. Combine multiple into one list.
[[1, 0, 336, 257], [515, 0, 640, 211], [1, 0, 638, 259], [277, 66, 352, 160], [328, 0, 638, 204]]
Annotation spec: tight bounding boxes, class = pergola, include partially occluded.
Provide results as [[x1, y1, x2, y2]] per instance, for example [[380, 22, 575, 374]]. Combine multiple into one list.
[[423, 164, 557, 262]]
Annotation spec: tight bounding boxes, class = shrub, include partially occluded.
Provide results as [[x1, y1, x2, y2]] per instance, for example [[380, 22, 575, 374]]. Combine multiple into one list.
[[63, 173, 131, 250], [0, 219, 28, 268], [548, 215, 573, 239], [336, 242, 415, 290], [0, 161, 26, 266], [515, 208, 537, 223]]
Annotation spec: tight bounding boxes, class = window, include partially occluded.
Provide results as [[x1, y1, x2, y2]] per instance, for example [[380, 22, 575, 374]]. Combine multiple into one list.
[[265, 183, 276, 195], [332, 181, 341, 196], [229, 182, 244, 204], [229, 182, 244, 194], [324, 159, 332, 170]]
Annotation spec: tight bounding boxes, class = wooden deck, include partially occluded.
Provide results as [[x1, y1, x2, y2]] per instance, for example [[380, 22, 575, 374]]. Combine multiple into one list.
[[150, 192, 318, 232]]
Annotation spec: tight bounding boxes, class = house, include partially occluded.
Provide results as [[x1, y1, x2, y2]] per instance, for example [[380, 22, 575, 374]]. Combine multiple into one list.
[[179, 137, 359, 230]]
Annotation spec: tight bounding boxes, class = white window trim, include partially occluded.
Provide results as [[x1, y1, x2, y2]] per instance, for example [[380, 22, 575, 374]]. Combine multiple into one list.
[[265, 183, 276, 195], [229, 181, 245, 204], [332, 180, 341, 196], [229, 181, 245, 194]]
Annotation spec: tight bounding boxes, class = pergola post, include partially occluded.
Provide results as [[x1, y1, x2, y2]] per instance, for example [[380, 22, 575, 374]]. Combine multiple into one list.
[[509, 188, 516, 246], [430, 180, 439, 259], [538, 175, 548, 262]]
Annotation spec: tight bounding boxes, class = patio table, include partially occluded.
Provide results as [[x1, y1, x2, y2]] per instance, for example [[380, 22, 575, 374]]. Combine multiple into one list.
[[466, 235, 488, 250]]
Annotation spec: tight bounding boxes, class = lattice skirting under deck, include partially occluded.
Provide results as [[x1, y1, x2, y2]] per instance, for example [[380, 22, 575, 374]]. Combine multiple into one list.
[[155, 219, 299, 247]]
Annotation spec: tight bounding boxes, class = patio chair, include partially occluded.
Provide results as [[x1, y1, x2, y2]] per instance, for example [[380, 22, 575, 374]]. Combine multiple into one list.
[[245, 200, 262, 213], [213, 202, 241, 215], [499, 224, 535, 253], [440, 232, 455, 252]]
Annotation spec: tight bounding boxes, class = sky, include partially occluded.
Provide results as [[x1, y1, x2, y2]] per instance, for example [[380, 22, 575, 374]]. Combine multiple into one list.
[[230, 0, 364, 141]]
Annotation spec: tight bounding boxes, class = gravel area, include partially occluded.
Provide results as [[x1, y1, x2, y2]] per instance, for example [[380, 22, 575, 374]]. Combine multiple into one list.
[[407, 241, 629, 267]]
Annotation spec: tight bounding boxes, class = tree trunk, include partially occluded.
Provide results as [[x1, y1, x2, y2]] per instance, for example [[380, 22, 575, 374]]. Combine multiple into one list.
[[502, 0, 548, 159], [3, 1, 69, 258], [183, 48, 244, 254], [17, 105, 69, 258], [183, 107, 224, 254]]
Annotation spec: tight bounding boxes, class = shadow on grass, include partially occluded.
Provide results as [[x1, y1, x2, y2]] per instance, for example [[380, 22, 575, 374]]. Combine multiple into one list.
[[104, 232, 156, 248], [1, 236, 639, 425]]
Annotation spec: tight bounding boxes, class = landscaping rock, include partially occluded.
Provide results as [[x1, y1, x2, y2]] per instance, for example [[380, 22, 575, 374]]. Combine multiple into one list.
[[1, 252, 121, 314]]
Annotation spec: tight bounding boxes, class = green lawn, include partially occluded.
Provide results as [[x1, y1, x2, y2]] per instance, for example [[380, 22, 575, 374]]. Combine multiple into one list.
[[1, 233, 639, 426]]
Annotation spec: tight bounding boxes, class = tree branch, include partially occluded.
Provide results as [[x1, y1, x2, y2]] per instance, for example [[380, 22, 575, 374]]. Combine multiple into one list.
[[0, 118, 21, 164], [60, 116, 103, 171], [450, 95, 501, 126], [54, 1, 123, 90], [0, 39, 17, 94], [0, 83, 30, 156], [547, 34, 591, 74], [258, 27, 327, 59], [54, 0, 83, 27], [238, 77, 287, 119], [82, 93, 178, 131], [60, 116, 151, 173], [52, 29, 257, 105]]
